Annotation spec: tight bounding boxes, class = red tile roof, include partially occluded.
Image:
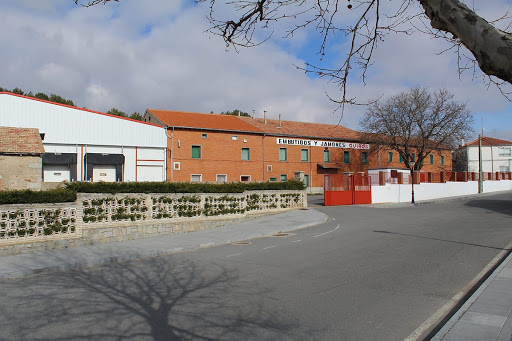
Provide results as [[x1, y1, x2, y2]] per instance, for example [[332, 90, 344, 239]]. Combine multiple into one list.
[[147, 110, 264, 133], [0, 126, 45, 155], [238, 117, 361, 141], [147, 109, 362, 141], [466, 136, 512, 146]]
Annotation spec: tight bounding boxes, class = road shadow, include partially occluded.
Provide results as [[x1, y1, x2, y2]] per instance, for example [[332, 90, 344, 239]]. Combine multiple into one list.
[[307, 194, 325, 206], [0, 256, 303, 340], [373, 230, 509, 251], [464, 199, 512, 217]]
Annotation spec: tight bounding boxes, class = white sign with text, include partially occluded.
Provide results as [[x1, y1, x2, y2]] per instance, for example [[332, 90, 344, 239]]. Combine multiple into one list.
[[276, 138, 369, 149]]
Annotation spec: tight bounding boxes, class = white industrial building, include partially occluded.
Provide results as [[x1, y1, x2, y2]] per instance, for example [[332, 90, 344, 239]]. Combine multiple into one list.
[[0, 92, 167, 183], [454, 136, 512, 173]]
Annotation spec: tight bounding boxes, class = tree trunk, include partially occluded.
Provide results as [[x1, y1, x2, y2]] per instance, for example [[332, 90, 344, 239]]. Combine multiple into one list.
[[419, 0, 512, 83]]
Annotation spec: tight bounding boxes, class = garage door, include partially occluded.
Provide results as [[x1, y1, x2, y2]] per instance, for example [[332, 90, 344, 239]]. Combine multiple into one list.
[[92, 165, 117, 182], [43, 165, 71, 182], [137, 165, 164, 182]]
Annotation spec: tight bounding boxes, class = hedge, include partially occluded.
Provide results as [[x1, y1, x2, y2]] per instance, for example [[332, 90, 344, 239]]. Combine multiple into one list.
[[65, 180, 305, 194], [0, 181, 305, 204], [0, 189, 77, 205]]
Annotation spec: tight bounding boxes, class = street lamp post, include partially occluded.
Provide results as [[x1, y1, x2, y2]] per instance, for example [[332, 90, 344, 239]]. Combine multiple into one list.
[[410, 160, 416, 204]]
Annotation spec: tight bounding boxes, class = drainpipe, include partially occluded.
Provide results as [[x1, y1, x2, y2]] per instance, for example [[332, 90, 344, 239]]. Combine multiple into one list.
[[164, 126, 174, 182], [491, 145, 494, 173], [309, 144, 312, 194], [262, 133, 266, 181]]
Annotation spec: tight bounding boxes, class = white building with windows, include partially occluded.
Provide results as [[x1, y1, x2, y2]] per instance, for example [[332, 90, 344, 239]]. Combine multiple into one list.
[[0, 92, 167, 183], [454, 136, 512, 173]]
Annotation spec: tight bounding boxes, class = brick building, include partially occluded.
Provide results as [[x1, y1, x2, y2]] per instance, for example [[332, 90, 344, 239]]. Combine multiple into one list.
[[0, 126, 45, 191], [145, 110, 452, 192]]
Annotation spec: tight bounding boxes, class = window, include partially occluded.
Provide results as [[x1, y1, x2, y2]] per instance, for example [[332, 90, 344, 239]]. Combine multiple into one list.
[[269, 177, 277, 182], [241, 148, 250, 161], [280, 174, 288, 181], [323, 149, 330, 163], [279, 148, 288, 161], [344, 151, 350, 164], [388, 152, 393, 162], [362, 151, 368, 165], [301, 149, 309, 162], [441, 155, 445, 165], [232, 135, 238, 141], [190, 174, 202, 182], [304, 174, 309, 187], [191, 145, 201, 159], [216, 174, 227, 182], [201, 133, 208, 139], [499, 166, 510, 173], [267, 165, 273, 172], [499, 147, 511, 156], [173, 162, 180, 170], [240, 175, 251, 182], [411, 153, 416, 162], [399, 154, 403, 163], [430, 155, 434, 164]]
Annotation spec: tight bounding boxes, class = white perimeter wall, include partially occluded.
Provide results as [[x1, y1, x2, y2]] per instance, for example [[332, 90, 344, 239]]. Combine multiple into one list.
[[372, 180, 512, 203]]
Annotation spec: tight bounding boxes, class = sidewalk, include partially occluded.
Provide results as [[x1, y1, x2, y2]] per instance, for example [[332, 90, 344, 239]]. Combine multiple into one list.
[[431, 249, 512, 341], [0, 208, 328, 281]]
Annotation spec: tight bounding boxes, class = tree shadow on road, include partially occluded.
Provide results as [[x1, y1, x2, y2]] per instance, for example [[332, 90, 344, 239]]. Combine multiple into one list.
[[0, 256, 303, 340], [464, 199, 512, 217], [373, 230, 509, 250]]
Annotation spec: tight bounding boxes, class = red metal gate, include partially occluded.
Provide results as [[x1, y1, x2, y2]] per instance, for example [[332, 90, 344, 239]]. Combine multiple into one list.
[[323, 174, 372, 206]]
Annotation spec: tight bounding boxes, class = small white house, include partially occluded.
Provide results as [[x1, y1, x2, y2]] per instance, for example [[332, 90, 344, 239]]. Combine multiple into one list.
[[0, 92, 167, 183], [454, 136, 512, 173]]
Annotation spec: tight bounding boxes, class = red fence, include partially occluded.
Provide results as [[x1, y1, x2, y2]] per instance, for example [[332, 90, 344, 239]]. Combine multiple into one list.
[[324, 174, 371, 206], [371, 171, 511, 186]]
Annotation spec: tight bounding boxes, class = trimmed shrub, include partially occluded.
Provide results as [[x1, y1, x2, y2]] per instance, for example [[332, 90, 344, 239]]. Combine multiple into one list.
[[0, 189, 77, 205], [66, 180, 305, 194]]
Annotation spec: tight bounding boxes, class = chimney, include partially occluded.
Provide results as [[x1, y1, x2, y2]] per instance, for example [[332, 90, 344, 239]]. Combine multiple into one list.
[[278, 114, 281, 127], [461, 137, 465, 146], [264, 110, 267, 125], [252, 109, 255, 119]]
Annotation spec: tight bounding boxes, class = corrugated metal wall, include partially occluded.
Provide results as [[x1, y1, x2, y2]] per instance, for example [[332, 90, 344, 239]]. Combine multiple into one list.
[[0, 93, 166, 148]]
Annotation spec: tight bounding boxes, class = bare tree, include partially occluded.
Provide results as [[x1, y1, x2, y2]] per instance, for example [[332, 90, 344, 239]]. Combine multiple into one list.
[[198, 0, 512, 106], [359, 87, 473, 170], [74, 0, 512, 107]]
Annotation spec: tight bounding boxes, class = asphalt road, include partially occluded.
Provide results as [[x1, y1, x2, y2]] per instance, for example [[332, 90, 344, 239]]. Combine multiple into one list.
[[1, 192, 511, 340]]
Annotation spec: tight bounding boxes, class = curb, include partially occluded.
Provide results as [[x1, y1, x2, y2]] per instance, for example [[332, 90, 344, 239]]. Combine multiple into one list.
[[404, 239, 512, 341]]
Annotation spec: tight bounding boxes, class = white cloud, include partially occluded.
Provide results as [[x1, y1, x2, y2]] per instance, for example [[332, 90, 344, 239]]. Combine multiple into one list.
[[0, 0, 510, 140]]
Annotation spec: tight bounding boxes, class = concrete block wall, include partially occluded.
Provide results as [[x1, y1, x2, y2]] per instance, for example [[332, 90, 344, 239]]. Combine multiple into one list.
[[0, 189, 307, 256]]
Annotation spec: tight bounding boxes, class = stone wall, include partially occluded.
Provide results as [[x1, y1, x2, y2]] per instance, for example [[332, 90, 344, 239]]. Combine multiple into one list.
[[0, 190, 307, 256], [0, 155, 42, 191]]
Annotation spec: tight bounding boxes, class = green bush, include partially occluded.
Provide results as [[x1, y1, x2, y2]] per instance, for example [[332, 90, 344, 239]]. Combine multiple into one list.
[[66, 180, 305, 194], [0, 189, 77, 205]]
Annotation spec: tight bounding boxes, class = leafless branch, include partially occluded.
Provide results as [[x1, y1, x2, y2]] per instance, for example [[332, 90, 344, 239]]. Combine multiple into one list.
[[74, 0, 118, 7]]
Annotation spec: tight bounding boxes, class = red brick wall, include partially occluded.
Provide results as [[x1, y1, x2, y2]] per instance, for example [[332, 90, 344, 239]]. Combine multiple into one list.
[[166, 128, 452, 187], [167, 129, 374, 187], [367, 146, 452, 172], [168, 130, 264, 182]]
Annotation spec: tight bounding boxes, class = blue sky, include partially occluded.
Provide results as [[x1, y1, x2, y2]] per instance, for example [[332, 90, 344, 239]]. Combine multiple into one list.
[[0, 0, 511, 142]]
